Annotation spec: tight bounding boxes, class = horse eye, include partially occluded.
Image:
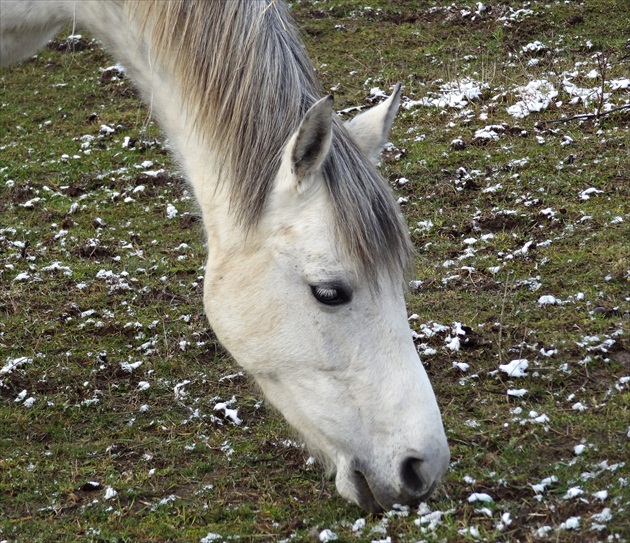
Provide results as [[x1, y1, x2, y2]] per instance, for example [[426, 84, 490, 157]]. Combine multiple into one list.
[[310, 284, 352, 306]]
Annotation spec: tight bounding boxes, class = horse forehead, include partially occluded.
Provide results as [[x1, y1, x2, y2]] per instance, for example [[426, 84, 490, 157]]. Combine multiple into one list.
[[283, 224, 338, 260], [269, 219, 348, 273], [270, 193, 333, 241]]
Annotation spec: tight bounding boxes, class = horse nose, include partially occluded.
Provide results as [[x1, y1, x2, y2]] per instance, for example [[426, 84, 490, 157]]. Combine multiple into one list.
[[400, 453, 445, 501]]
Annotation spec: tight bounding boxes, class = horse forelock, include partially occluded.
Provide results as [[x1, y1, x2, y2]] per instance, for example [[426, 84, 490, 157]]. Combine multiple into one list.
[[126, 0, 412, 285], [323, 124, 414, 284]]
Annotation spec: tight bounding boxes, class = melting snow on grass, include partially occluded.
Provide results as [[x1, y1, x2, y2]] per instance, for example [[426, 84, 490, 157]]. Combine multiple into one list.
[[403, 77, 489, 110], [506, 80, 558, 118], [1, 4, 628, 542], [499, 358, 528, 377]]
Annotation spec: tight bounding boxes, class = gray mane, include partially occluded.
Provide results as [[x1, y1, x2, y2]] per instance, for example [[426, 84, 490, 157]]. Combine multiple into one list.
[[128, 0, 413, 283]]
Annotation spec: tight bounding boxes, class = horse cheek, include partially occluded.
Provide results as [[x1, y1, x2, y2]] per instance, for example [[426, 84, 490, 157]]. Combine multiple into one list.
[[202, 262, 282, 370]]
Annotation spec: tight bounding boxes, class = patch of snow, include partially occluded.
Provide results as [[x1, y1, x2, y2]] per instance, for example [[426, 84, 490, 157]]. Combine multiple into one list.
[[153, 495, 177, 509], [609, 78, 630, 90], [521, 41, 547, 54], [467, 492, 493, 503], [1, 357, 32, 375], [507, 80, 558, 118], [166, 203, 178, 219], [415, 508, 449, 530], [507, 388, 527, 397], [142, 169, 165, 178], [200, 533, 223, 543], [352, 518, 365, 533], [482, 183, 502, 193], [445, 336, 460, 351], [459, 526, 480, 538], [213, 398, 242, 426], [559, 516, 580, 530], [173, 380, 190, 400], [563, 80, 605, 108], [531, 475, 558, 494], [529, 411, 550, 424], [474, 125, 502, 140], [318, 529, 337, 542], [591, 508, 612, 523], [416, 219, 434, 232], [21, 197, 42, 208], [120, 361, 142, 373], [496, 512, 512, 531], [103, 486, 117, 500], [578, 187, 603, 200], [533, 526, 553, 538], [574, 444, 586, 455], [404, 77, 488, 110], [499, 359, 528, 377], [563, 486, 584, 499]]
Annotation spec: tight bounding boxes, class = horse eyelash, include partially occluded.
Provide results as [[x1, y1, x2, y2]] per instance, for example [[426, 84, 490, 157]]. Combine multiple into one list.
[[315, 287, 337, 298]]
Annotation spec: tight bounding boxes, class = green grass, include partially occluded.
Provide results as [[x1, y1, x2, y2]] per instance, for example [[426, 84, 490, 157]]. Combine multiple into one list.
[[1, 1, 629, 541]]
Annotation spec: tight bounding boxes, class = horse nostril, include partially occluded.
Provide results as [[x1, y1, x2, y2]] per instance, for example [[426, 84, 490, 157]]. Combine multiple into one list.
[[400, 456, 430, 497]]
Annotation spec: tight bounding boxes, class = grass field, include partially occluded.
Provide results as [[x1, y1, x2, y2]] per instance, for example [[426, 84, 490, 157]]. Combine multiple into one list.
[[1, 0, 629, 542]]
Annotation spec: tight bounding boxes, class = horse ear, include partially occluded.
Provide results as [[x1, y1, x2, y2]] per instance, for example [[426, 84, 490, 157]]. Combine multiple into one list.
[[344, 83, 402, 164], [289, 95, 334, 190]]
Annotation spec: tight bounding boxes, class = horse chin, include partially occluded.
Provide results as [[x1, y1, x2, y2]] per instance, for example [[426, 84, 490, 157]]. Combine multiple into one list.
[[336, 468, 383, 513]]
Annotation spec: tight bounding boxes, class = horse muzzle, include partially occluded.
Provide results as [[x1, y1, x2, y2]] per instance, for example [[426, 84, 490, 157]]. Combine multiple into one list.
[[335, 449, 450, 513]]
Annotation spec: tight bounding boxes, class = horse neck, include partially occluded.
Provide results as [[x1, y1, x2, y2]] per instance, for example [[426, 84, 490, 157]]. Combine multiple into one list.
[[73, 2, 240, 249]]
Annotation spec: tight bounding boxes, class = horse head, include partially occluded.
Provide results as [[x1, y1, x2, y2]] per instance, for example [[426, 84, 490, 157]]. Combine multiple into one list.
[[203, 88, 450, 512]]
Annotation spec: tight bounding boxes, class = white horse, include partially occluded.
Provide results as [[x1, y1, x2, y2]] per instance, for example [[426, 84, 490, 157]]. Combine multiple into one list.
[[1, 0, 449, 512]]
